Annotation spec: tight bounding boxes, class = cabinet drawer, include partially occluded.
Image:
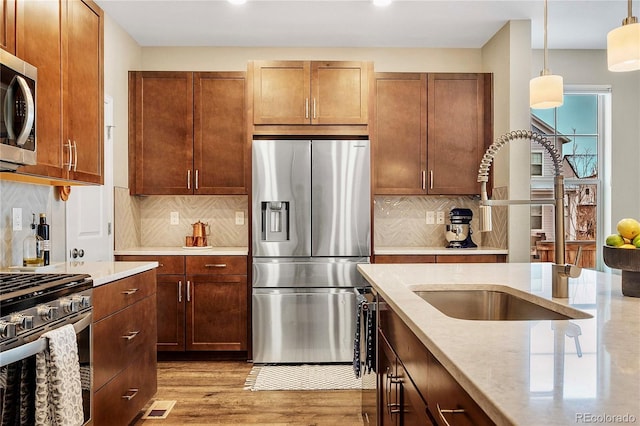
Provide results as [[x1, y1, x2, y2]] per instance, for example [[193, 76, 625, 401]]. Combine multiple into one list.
[[186, 255, 247, 275], [93, 295, 156, 390], [115, 255, 185, 274], [93, 346, 157, 426], [93, 269, 156, 321]]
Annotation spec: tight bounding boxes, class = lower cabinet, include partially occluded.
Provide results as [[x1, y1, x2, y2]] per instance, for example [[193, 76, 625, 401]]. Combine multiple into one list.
[[378, 293, 494, 426], [92, 269, 157, 426], [115, 254, 248, 352]]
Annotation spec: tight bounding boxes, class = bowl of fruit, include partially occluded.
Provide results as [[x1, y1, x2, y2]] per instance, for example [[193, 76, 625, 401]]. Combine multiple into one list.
[[604, 218, 640, 297]]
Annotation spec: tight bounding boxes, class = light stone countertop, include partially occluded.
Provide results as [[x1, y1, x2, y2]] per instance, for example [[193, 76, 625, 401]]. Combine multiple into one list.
[[357, 262, 640, 426], [60, 261, 159, 286], [114, 246, 248, 256], [374, 246, 508, 255]]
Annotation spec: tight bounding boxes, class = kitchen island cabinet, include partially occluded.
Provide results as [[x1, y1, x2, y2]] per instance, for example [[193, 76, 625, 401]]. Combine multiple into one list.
[[92, 268, 157, 426], [12, 0, 103, 185], [358, 262, 640, 425], [128, 71, 248, 195], [373, 72, 491, 195], [115, 253, 249, 353]]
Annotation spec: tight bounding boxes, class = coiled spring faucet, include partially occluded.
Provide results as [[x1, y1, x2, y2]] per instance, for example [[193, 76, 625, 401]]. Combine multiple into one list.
[[477, 130, 582, 298]]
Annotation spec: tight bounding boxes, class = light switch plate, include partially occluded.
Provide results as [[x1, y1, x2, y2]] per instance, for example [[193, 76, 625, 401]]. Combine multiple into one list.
[[12, 208, 22, 231], [170, 211, 179, 225], [436, 211, 445, 224], [235, 211, 244, 225], [426, 211, 435, 225]]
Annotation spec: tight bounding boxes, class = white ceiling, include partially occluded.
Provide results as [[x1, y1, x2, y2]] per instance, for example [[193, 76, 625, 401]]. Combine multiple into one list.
[[95, 0, 636, 50]]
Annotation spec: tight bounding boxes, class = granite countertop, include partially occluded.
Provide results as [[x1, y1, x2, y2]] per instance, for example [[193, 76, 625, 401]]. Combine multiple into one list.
[[357, 262, 640, 425], [114, 246, 248, 256], [374, 246, 508, 255]]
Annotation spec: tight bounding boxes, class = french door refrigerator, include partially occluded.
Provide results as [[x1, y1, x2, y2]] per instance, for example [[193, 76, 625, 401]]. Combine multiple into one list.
[[252, 139, 371, 363]]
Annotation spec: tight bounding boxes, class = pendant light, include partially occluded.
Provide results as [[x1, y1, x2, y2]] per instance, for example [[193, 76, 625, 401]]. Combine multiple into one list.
[[530, 0, 564, 109], [607, 0, 640, 71]]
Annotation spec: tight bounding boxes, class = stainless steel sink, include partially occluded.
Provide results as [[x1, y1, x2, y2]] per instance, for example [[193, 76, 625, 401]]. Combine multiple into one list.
[[413, 289, 591, 321]]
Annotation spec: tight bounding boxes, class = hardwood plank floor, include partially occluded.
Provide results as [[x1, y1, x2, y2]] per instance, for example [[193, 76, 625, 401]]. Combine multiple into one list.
[[133, 361, 365, 425]]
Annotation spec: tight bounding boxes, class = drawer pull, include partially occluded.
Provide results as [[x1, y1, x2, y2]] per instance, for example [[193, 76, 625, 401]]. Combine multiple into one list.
[[159, 263, 164, 267], [121, 388, 139, 401], [121, 331, 140, 340], [205, 263, 227, 268], [436, 403, 465, 426], [121, 288, 138, 295]]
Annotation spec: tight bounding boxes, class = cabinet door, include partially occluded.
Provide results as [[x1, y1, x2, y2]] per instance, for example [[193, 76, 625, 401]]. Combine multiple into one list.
[[63, 0, 103, 183], [252, 60, 310, 125], [311, 61, 369, 125], [373, 73, 427, 194], [427, 73, 489, 195], [398, 363, 433, 426], [157, 274, 186, 351], [194, 72, 248, 194], [378, 332, 400, 426], [15, 0, 66, 179], [130, 71, 194, 195], [186, 274, 247, 351], [1, 0, 15, 53]]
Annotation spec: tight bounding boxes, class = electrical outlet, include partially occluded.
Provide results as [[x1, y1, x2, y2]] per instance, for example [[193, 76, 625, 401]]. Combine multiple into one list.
[[436, 211, 445, 224], [12, 207, 22, 231], [235, 211, 245, 225], [170, 211, 179, 225], [426, 211, 435, 225]]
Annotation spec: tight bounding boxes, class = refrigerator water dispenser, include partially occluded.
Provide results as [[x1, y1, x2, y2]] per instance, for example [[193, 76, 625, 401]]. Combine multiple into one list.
[[261, 201, 290, 241]]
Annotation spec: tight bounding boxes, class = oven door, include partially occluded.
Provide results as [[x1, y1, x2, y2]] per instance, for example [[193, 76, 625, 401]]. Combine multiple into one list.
[[0, 310, 92, 425]]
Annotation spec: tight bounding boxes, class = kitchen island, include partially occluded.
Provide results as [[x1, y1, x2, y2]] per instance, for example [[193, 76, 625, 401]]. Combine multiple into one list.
[[357, 262, 640, 425]]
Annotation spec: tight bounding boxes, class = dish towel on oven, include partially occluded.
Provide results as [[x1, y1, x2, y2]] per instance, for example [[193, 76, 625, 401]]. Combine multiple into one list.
[[35, 324, 84, 426]]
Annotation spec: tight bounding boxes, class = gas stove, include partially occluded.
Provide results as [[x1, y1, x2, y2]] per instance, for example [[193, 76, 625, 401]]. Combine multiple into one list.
[[0, 273, 93, 351]]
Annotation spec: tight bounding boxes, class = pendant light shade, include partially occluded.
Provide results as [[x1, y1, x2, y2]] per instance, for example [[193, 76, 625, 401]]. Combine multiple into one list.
[[530, 0, 563, 109], [607, 0, 640, 72]]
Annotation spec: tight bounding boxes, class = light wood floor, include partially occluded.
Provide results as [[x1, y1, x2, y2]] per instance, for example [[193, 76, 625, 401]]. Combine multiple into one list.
[[133, 361, 365, 425]]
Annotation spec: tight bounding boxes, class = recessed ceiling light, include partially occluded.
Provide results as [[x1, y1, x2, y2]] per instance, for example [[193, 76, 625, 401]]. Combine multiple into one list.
[[373, 0, 392, 7]]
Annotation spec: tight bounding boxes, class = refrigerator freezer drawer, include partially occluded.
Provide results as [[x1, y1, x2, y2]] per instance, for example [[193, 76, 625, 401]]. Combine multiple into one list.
[[252, 288, 357, 363], [252, 257, 369, 288]]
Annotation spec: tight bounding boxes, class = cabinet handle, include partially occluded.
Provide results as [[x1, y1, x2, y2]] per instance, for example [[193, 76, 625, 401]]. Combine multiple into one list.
[[385, 368, 401, 416], [305, 98, 309, 119], [436, 403, 465, 426], [121, 288, 138, 295], [72, 141, 78, 171], [195, 169, 199, 190], [121, 330, 140, 340], [205, 263, 227, 268], [178, 280, 182, 303], [64, 140, 73, 171], [187, 170, 191, 190], [313, 98, 316, 119], [121, 388, 139, 401], [159, 263, 164, 267], [430, 170, 434, 190], [421, 170, 426, 190], [187, 280, 191, 302]]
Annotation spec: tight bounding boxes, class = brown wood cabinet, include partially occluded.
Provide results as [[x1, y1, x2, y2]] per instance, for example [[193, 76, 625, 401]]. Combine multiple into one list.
[[1, 0, 16, 53], [374, 254, 506, 264], [128, 71, 248, 195], [252, 60, 370, 126], [115, 254, 249, 353], [373, 72, 492, 195], [13, 0, 103, 184], [92, 269, 157, 426], [378, 293, 494, 426]]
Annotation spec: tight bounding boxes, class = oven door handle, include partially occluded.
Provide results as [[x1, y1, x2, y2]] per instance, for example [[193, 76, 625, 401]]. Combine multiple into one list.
[[0, 311, 91, 368]]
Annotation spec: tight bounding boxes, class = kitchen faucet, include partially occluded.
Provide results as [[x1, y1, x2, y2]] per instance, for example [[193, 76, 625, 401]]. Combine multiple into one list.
[[477, 130, 582, 298]]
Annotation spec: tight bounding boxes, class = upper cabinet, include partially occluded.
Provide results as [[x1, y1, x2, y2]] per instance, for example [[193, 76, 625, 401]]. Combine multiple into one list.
[[373, 72, 492, 196], [1, 0, 16, 54], [13, 0, 103, 184], [129, 71, 248, 196], [251, 60, 371, 128]]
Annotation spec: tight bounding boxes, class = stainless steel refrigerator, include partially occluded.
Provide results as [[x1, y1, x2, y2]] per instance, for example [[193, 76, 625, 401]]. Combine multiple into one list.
[[252, 139, 371, 364]]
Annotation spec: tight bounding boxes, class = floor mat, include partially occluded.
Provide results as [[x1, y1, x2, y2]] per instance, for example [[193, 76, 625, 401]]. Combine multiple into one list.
[[140, 400, 177, 420], [245, 364, 375, 391]]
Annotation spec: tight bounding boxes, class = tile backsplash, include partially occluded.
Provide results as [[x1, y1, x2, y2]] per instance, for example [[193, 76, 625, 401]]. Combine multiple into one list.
[[114, 187, 248, 249]]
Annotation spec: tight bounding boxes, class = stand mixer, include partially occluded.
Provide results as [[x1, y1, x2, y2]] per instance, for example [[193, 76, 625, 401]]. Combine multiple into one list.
[[445, 208, 477, 248]]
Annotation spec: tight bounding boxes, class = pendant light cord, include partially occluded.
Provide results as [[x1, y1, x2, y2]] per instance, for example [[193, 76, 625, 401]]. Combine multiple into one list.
[[543, 0, 549, 73]]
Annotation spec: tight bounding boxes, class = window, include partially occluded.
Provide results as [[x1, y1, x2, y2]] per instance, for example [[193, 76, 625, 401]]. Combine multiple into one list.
[[530, 88, 609, 270]]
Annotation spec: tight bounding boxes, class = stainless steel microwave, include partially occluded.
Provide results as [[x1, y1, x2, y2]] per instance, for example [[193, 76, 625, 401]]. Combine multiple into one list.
[[1, 49, 37, 171]]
